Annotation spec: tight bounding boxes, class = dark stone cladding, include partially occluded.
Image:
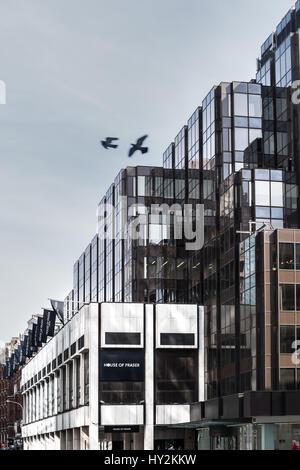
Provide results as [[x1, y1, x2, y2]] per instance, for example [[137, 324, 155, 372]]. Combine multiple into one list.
[[190, 391, 300, 423]]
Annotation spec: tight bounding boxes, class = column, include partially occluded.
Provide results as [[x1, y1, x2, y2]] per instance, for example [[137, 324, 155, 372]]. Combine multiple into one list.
[[23, 393, 27, 424], [35, 386, 39, 422], [73, 428, 80, 450], [40, 381, 44, 420], [53, 374, 57, 416], [60, 431, 66, 450], [89, 304, 99, 450], [80, 353, 85, 407], [66, 429, 73, 450], [144, 304, 154, 450]]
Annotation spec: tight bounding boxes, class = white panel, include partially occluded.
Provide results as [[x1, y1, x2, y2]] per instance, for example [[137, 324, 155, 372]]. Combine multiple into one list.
[[89, 303, 99, 450], [100, 405, 144, 425], [156, 405, 190, 425], [155, 304, 198, 349], [101, 303, 144, 348]]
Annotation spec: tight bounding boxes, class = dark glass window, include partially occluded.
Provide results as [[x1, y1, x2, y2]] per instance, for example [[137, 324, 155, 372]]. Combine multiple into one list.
[[296, 245, 300, 270], [76, 356, 81, 408], [297, 286, 300, 311], [280, 326, 295, 353], [78, 335, 85, 350], [160, 333, 195, 346], [64, 348, 69, 361], [56, 371, 61, 413], [280, 285, 295, 311], [105, 332, 141, 345], [71, 342, 76, 356], [280, 369, 295, 390], [156, 351, 197, 404], [279, 243, 294, 270], [57, 354, 62, 366], [100, 382, 143, 404], [84, 353, 89, 406], [69, 361, 73, 409], [62, 367, 67, 411]]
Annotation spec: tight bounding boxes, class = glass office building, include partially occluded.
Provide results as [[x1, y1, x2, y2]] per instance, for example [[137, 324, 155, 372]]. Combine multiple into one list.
[[59, 0, 300, 450], [69, 166, 201, 311]]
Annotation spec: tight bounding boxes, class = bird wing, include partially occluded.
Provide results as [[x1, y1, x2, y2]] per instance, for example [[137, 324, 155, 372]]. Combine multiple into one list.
[[107, 137, 119, 144], [128, 145, 135, 157], [136, 135, 148, 146]]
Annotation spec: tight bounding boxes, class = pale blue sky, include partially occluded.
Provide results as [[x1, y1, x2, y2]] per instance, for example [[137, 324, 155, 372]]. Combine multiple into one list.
[[0, 0, 294, 340]]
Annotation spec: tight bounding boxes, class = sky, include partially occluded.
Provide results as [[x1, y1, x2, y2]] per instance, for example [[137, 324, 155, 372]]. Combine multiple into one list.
[[0, 0, 294, 341]]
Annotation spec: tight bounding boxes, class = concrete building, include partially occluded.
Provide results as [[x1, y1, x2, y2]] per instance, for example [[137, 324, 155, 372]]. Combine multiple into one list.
[[21, 303, 204, 450]]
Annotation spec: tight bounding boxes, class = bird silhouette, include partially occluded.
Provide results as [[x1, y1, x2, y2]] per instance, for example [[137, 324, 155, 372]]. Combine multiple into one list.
[[101, 137, 119, 149], [129, 135, 149, 158]]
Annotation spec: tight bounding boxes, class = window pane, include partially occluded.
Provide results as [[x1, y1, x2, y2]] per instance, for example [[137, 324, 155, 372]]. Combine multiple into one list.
[[255, 181, 270, 206], [280, 284, 295, 311], [234, 94, 248, 116], [235, 128, 248, 151], [279, 243, 294, 270], [280, 326, 295, 353], [297, 245, 300, 270], [249, 95, 262, 117], [271, 182, 283, 207], [249, 129, 262, 143], [256, 207, 270, 218], [297, 285, 300, 311], [234, 116, 248, 127]]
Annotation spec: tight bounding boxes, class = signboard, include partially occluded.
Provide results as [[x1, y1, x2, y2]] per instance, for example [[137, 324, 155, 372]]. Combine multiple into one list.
[[104, 426, 139, 434], [100, 349, 144, 382]]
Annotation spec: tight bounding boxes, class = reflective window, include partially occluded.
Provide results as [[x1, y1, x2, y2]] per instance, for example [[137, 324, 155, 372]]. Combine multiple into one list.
[[280, 326, 295, 353], [279, 243, 294, 270], [234, 94, 248, 116], [249, 129, 262, 143], [280, 285, 295, 311], [255, 181, 270, 206], [297, 245, 300, 270], [297, 285, 300, 311], [249, 95, 262, 117], [235, 128, 248, 150], [271, 182, 283, 207]]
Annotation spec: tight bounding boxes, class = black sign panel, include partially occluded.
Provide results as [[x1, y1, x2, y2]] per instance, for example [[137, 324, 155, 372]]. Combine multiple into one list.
[[100, 349, 144, 382], [25, 331, 33, 358], [44, 309, 56, 338], [104, 426, 139, 434], [34, 317, 43, 348], [31, 324, 38, 352]]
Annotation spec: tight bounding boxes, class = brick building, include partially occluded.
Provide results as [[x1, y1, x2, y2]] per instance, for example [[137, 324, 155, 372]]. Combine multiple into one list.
[[0, 346, 23, 448]]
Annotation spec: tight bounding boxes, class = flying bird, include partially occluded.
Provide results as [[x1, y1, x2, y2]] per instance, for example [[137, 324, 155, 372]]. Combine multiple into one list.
[[128, 135, 149, 158], [101, 137, 119, 150]]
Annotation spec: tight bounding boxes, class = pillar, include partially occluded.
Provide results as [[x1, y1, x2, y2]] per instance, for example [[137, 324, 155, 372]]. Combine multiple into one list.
[[73, 428, 80, 450], [144, 304, 154, 450]]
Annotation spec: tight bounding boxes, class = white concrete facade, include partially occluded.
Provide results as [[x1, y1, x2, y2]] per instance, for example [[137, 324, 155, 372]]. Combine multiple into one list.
[[21, 303, 204, 450]]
